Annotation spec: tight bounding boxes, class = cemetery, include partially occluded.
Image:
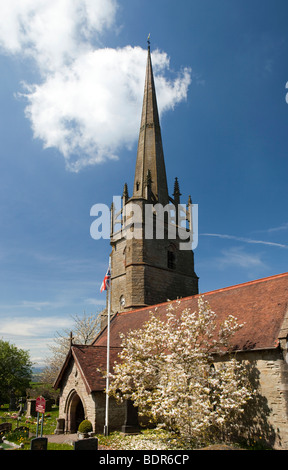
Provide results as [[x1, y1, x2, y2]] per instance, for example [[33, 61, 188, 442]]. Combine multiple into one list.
[[0, 397, 74, 450]]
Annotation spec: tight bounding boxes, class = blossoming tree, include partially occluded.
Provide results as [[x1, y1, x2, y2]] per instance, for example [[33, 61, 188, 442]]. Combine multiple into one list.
[[110, 296, 254, 443]]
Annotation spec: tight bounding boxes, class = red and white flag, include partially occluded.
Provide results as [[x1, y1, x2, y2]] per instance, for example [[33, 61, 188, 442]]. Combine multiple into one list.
[[100, 267, 111, 292]]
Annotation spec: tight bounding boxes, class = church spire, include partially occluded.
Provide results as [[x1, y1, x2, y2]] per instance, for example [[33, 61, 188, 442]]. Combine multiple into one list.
[[133, 42, 169, 205]]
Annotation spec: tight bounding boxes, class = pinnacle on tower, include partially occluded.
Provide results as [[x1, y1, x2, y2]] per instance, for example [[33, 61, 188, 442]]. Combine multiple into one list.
[[173, 177, 182, 205], [122, 183, 129, 204]]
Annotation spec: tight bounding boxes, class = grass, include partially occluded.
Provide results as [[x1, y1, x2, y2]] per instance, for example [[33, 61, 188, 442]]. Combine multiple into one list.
[[0, 403, 59, 435], [0, 403, 73, 450]]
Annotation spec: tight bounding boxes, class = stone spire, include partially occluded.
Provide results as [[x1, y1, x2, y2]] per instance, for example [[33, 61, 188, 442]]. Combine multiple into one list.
[[133, 43, 169, 205]]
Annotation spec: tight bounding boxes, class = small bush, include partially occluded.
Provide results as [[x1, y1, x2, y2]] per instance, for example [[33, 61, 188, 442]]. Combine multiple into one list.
[[78, 420, 93, 434]]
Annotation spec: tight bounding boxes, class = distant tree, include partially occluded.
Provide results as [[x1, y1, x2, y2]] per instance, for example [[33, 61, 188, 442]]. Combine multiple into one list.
[[110, 297, 254, 445], [42, 311, 102, 384], [0, 340, 33, 404]]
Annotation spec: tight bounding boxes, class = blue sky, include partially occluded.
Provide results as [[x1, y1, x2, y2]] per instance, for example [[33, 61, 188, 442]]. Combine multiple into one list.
[[0, 0, 287, 366]]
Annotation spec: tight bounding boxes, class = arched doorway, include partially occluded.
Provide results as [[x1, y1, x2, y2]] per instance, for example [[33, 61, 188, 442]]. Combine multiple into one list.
[[66, 390, 85, 433]]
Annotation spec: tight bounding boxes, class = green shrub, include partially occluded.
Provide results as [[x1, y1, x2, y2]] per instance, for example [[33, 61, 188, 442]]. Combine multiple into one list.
[[78, 420, 93, 434]]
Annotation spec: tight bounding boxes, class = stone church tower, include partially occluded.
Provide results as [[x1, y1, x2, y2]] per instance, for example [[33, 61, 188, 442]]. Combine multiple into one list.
[[109, 44, 198, 313]]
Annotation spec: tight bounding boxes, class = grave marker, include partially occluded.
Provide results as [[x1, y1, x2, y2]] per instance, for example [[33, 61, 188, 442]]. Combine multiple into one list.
[[30, 437, 48, 451], [73, 437, 98, 451]]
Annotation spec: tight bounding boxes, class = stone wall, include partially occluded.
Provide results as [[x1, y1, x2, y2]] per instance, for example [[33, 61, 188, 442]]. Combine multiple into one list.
[[92, 392, 126, 433], [217, 348, 288, 450], [58, 360, 94, 432], [57, 358, 126, 434]]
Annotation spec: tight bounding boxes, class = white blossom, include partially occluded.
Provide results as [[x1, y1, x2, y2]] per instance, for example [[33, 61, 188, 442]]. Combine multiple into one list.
[[110, 296, 253, 443]]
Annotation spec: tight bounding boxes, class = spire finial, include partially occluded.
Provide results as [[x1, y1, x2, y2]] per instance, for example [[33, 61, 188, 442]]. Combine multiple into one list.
[[147, 33, 151, 50]]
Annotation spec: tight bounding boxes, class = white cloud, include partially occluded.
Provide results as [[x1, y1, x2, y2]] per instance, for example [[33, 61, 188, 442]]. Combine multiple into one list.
[[85, 298, 106, 306], [0, 315, 71, 365], [218, 247, 266, 270], [258, 222, 288, 234], [0, 0, 118, 71], [201, 232, 288, 248], [0, 0, 192, 171], [0, 316, 72, 338], [21, 47, 191, 171]]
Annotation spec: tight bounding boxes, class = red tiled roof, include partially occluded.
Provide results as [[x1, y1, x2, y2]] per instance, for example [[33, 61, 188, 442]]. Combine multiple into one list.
[[54, 345, 121, 392], [55, 273, 288, 391], [94, 272, 288, 352]]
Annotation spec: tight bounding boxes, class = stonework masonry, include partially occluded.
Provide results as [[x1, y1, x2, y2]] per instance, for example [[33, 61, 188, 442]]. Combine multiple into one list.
[[236, 348, 288, 450], [110, 206, 198, 313], [58, 359, 126, 434]]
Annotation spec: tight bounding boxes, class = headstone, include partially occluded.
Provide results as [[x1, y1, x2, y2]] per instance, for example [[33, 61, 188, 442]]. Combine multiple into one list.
[[30, 437, 48, 450], [0, 422, 12, 433], [26, 399, 37, 417], [44, 399, 53, 412], [9, 392, 17, 412], [73, 437, 98, 451]]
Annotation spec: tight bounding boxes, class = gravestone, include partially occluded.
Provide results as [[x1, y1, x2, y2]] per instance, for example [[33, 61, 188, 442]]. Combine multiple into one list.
[[44, 399, 53, 412], [0, 422, 12, 433], [26, 399, 37, 417], [30, 437, 48, 450], [73, 437, 98, 451], [9, 392, 17, 412]]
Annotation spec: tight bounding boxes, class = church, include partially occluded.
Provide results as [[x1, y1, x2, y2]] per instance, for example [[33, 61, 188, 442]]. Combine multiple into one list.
[[54, 44, 288, 450]]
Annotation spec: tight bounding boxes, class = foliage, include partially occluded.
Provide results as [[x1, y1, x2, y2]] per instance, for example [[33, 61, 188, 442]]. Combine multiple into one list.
[[5, 427, 29, 446], [110, 296, 254, 445], [78, 419, 93, 434], [0, 340, 33, 404], [42, 311, 102, 384], [26, 382, 59, 403]]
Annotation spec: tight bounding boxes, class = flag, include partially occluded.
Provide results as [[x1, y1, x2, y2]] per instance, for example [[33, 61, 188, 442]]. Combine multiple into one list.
[[100, 267, 111, 292]]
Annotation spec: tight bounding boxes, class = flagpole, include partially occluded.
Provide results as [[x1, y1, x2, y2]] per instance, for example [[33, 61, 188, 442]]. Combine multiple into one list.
[[104, 256, 111, 436]]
